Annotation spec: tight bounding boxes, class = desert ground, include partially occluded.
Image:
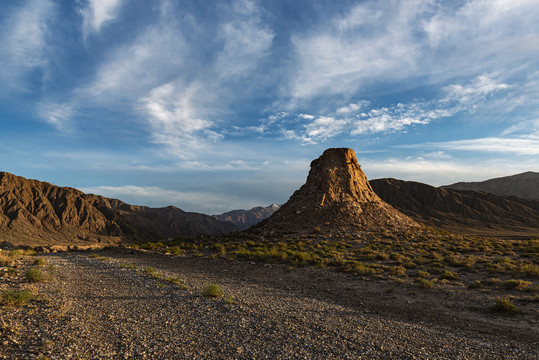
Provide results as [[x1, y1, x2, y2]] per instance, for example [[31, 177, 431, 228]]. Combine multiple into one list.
[[1, 241, 537, 360]]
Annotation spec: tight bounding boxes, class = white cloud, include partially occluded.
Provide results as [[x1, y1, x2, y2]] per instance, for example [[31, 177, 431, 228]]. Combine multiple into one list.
[[336, 101, 370, 114], [302, 116, 348, 144], [363, 156, 537, 186], [81, 0, 124, 37], [265, 74, 513, 142], [36, 102, 74, 132], [286, 0, 539, 105], [442, 74, 511, 105], [139, 81, 222, 157], [80, 185, 234, 213], [351, 103, 450, 135], [424, 136, 539, 156], [82, 23, 186, 100], [0, 0, 55, 91], [215, 0, 274, 79]]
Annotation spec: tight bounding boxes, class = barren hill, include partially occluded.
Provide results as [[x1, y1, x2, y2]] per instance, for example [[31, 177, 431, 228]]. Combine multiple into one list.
[[444, 171, 539, 200], [0, 172, 237, 246], [257, 148, 419, 234], [213, 204, 280, 230], [370, 178, 539, 237]]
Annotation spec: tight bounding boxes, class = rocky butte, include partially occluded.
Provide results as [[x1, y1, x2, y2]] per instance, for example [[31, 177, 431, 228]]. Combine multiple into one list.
[[257, 148, 419, 234]]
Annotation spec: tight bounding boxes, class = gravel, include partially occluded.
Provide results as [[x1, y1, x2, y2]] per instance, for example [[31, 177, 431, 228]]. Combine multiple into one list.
[[1, 250, 537, 359]]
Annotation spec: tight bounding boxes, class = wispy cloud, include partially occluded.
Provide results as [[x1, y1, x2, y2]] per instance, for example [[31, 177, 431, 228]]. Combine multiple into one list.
[[364, 156, 537, 186], [410, 136, 539, 156], [286, 0, 539, 106], [0, 0, 55, 91], [36, 102, 74, 132], [139, 81, 222, 157], [81, 0, 125, 37], [265, 74, 510, 143]]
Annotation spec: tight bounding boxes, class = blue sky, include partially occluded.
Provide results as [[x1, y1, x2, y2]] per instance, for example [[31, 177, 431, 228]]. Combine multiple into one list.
[[1, 0, 538, 214]]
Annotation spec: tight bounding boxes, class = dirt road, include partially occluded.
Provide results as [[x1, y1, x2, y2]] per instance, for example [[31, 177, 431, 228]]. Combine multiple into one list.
[[1, 249, 537, 359]]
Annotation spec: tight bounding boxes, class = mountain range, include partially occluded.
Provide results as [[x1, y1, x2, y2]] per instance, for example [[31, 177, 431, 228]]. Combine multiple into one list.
[[1, 154, 538, 246], [443, 171, 539, 200], [213, 204, 280, 230], [0, 172, 237, 246], [370, 178, 539, 238]]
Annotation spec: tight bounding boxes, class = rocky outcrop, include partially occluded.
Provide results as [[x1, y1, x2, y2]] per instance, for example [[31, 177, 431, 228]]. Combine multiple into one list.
[[257, 148, 419, 234], [213, 204, 280, 230], [0, 172, 237, 246], [444, 171, 539, 200], [370, 178, 539, 237]]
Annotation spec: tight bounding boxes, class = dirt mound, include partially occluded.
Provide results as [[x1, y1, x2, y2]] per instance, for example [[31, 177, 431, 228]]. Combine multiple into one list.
[[257, 148, 419, 234], [0, 172, 237, 246], [370, 178, 539, 237]]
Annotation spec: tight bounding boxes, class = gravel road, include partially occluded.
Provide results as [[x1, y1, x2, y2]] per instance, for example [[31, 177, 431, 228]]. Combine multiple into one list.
[[1, 249, 537, 359]]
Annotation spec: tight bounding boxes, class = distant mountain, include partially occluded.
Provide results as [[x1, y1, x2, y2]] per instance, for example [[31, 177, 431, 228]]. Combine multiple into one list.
[[370, 178, 539, 237], [0, 172, 238, 246], [257, 148, 419, 234], [213, 204, 280, 230], [443, 171, 539, 200]]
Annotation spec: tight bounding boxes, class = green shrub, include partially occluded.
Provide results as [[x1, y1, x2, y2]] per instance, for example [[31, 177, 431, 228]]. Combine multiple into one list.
[[502, 279, 532, 290], [439, 270, 459, 280], [25, 268, 44, 283], [388, 266, 406, 276], [33, 257, 47, 266], [418, 279, 434, 289], [202, 283, 223, 297], [520, 263, 539, 278], [1, 289, 34, 306], [490, 297, 519, 314], [343, 261, 379, 276]]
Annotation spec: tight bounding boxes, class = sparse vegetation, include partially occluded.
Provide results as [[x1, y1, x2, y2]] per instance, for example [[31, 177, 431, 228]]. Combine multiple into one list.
[[502, 279, 532, 290], [1, 289, 34, 306], [490, 297, 519, 314], [25, 268, 45, 283], [418, 279, 435, 289], [34, 257, 47, 266], [202, 283, 223, 297]]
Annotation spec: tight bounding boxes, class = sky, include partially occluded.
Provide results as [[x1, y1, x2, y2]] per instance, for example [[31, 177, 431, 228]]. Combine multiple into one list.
[[1, 0, 538, 214]]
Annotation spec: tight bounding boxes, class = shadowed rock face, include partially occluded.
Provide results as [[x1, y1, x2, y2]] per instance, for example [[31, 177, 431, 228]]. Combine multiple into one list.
[[443, 171, 539, 200], [370, 178, 539, 237], [0, 172, 237, 246], [257, 148, 419, 234]]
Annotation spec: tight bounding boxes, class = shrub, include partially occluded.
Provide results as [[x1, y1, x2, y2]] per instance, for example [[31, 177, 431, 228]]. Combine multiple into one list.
[[1, 289, 34, 306], [388, 266, 406, 276], [439, 270, 459, 280], [490, 297, 519, 314], [418, 279, 435, 289], [520, 263, 539, 278], [34, 257, 47, 266], [0, 252, 13, 266], [25, 268, 44, 283], [143, 266, 156, 275], [503, 279, 532, 290], [343, 261, 379, 276], [202, 283, 223, 297]]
